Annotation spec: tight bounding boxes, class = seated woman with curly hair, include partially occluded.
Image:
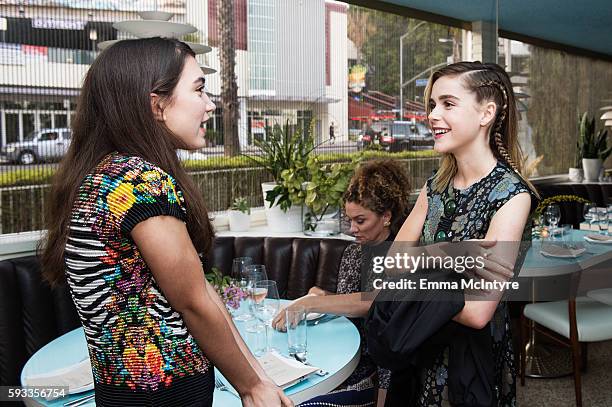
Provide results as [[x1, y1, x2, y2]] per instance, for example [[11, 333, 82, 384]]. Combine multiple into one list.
[[272, 159, 413, 407]]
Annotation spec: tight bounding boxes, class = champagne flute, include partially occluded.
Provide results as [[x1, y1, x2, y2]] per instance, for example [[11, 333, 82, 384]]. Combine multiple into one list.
[[231, 257, 253, 321], [252, 280, 280, 353], [544, 205, 560, 238]]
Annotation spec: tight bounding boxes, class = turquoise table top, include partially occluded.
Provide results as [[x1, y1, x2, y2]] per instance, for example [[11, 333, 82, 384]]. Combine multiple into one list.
[[520, 229, 612, 278], [20, 300, 361, 407]]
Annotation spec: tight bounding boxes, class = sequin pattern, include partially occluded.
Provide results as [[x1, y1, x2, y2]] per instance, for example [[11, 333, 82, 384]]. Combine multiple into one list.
[[64, 152, 210, 393]]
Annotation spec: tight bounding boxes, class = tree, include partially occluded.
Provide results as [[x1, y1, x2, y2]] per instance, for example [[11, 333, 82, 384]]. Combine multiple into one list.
[[219, 0, 240, 156], [348, 6, 456, 100]]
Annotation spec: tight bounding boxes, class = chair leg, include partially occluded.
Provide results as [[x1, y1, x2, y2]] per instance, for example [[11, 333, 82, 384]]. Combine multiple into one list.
[[568, 300, 582, 407], [581, 343, 588, 372], [519, 313, 528, 386]]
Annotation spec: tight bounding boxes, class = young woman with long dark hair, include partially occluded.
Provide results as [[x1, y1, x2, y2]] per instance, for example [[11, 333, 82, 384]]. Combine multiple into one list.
[[41, 37, 292, 407]]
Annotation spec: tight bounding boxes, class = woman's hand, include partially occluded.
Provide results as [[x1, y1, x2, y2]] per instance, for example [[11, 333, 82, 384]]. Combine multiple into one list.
[[307, 286, 329, 296], [241, 380, 293, 407], [271, 296, 311, 332]]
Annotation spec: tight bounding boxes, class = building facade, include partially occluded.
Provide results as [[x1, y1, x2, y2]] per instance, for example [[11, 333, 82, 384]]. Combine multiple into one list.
[[0, 0, 348, 149]]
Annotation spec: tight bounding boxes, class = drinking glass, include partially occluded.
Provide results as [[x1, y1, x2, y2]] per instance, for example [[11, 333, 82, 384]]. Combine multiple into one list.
[[286, 306, 307, 359], [544, 205, 560, 238], [245, 265, 268, 327], [596, 207, 609, 235], [231, 257, 253, 321], [245, 322, 266, 357], [251, 280, 280, 353], [583, 202, 596, 230]]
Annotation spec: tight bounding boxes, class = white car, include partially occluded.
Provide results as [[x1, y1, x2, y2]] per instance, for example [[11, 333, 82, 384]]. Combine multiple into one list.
[[176, 149, 208, 162], [0, 128, 72, 165]]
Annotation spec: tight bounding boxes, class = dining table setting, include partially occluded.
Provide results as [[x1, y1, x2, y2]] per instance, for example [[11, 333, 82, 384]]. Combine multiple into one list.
[[20, 258, 361, 407]]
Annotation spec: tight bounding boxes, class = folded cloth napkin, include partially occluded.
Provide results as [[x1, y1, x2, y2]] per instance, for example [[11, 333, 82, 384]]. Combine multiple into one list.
[[24, 357, 93, 400], [540, 243, 586, 258], [585, 233, 612, 242]]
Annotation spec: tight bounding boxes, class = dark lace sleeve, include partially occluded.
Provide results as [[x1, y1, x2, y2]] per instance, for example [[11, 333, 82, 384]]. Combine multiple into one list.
[[378, 367, 391, 390], [336, 243, 362, 295]]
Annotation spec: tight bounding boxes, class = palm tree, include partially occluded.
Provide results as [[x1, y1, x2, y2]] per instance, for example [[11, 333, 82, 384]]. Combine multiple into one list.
[[218, 0, 240, 156]]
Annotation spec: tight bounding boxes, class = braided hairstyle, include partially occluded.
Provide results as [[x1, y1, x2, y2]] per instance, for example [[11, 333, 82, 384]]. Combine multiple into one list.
[[343, 159, 412, 236], [424, 61, 538, 196]]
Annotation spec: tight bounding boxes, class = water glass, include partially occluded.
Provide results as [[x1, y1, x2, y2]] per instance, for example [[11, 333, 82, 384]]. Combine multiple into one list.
[[231, 257, 253, 321], [245, 322, 266, 357], [583, 203, 596, 229], [286, 306, 307, 358], [560, 224, 573, 248], [596, 207, 609, 235]]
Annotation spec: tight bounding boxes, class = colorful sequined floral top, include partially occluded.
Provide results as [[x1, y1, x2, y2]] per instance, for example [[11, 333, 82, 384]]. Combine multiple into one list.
[[64, 152, 211, 399]]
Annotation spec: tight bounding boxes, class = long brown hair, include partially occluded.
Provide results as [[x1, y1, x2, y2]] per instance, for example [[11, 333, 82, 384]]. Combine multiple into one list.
[[424, 61, 538, 196], [41, 37, 214, 286], [343, 159, 412, 236]]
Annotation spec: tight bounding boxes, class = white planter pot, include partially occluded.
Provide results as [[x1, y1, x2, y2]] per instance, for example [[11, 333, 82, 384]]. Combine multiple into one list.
[[582, 158, 603, 182], [568, 167, 583, 182], [228, 210, 250, 232], [261, 182, 303, 232]]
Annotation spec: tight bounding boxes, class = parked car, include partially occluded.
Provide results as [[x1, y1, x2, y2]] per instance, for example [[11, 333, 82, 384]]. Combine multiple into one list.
[[380, 121, 434, 152], [0, 128, 72, 165]]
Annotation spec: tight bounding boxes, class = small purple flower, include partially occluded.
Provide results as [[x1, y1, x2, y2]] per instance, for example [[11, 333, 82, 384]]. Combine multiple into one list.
[[219, 283, 247, 310]]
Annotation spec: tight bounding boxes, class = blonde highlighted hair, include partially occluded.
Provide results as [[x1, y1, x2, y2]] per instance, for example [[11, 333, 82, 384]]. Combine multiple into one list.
[[424, 61, 538, 197]]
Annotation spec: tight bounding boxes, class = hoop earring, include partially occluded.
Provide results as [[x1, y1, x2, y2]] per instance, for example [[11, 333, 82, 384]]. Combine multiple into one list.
[[383, 220, 391, 228]]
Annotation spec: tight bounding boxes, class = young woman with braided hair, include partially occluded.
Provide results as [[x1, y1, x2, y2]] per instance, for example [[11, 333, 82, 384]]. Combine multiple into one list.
[[372, 61, 539, 406], [272, 159, 413, 407]]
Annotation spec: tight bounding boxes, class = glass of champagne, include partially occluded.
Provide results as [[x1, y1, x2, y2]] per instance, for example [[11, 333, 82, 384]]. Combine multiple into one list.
[[252, 280, 280, 354], [245, 265, 268, 327], [231, 257, 253, 321]]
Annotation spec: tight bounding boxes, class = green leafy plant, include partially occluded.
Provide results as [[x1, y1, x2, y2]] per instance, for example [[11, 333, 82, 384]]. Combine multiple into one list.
[[229, 196, 250, 214], [578, 112, 611, 160], [243, 121, 317, 211], [302, 155, 361, 231]]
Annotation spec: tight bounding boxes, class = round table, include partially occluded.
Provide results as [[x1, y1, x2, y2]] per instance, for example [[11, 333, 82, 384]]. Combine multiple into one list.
[[21, 303, 361, 407], [519, 229, 612, 378]]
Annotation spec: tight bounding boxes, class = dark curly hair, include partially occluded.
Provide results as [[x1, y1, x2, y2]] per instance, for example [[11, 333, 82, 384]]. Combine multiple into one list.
[[343, 159, 413, 236]]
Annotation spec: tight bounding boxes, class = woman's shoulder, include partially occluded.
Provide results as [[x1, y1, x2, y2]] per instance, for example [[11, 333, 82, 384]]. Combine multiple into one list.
[[487, 162, 538, 209], [92, 152, 176, 185]]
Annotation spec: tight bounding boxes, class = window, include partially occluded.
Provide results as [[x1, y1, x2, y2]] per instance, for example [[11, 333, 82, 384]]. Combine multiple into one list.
[[38, 132, 58, 141]]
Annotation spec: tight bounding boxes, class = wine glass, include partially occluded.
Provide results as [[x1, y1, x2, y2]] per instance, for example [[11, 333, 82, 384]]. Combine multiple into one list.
[[251, 280, 280, 353], [231, 257, 253, 321], [245, 265, 268, 327], [583, 202, 596, 230], [544, 205, 561, 238]]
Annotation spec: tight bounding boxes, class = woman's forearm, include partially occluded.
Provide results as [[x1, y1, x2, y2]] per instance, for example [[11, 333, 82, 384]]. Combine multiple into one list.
[[181, 289, 263, 396], [303, 292, 373, 318], [204, 282, 269, 380]]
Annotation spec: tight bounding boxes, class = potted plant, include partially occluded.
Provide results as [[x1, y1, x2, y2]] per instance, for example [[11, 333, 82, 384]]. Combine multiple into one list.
[[300, 155, 360, 236], [228, 197, 251, 232], [579, 112, 611, 182], [244, 121, 317, 232], [568, 143, 583, 182]]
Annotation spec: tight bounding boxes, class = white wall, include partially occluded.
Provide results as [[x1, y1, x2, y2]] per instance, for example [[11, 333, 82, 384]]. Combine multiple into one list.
[[325, 6, 348, 141]]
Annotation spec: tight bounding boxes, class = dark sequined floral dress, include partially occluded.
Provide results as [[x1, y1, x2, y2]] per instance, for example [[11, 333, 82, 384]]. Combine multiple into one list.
[[415, 161, 536, 407]]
